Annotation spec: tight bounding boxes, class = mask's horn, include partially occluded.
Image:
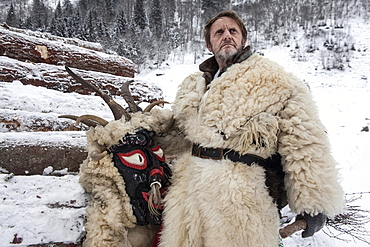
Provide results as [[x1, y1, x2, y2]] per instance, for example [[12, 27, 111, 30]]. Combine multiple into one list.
[[65, 66, 131, 121]]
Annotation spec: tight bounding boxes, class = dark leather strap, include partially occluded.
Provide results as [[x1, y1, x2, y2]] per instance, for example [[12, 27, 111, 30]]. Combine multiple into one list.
[[191, 144, 267, 167]]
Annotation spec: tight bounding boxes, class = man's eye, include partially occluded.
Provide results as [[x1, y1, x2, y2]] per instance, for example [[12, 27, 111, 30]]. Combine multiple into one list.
[[216, 29, 223, 34], [230, 28, 237, 33]]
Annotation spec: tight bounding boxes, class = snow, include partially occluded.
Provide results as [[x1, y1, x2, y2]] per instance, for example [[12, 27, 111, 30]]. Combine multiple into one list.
[[43, 0, 79, 10], [1, 25, 103, 55], [0, 174, 87, 246], [0, 131, 86, 148], [1, 18, 370, 247]]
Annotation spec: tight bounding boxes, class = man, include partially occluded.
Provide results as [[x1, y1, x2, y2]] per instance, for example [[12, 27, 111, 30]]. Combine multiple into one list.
[[158, 11, 343, 246]]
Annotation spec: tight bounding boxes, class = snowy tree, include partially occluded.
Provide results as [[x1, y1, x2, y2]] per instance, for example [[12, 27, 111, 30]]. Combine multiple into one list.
[[25, 0, 50, 31], [62, 0, 76, 37], [201, 0, 230, 21], [134, 0, 147, 30], [48, 1, 64, 37], [114, 10, 127, 36], [80, 10, 97, 42], [6, 3, 17, 27], [149, 0, 163, 39]]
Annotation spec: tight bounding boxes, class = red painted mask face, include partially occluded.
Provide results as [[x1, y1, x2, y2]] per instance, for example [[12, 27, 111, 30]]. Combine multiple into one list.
[[108, 129, 172, 225]]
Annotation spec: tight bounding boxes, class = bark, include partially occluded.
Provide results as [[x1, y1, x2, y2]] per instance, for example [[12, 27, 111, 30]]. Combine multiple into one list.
[[0, 144, 85, 175], [0, 24, 136, 77], [0, 56, 163, 102]]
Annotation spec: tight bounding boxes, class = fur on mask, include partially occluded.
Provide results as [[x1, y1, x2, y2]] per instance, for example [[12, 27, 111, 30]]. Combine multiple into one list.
[[79, 109, 173, 247]]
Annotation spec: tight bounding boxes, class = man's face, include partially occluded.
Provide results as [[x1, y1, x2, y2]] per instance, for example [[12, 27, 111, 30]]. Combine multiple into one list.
[[207, 17, 246, 62]]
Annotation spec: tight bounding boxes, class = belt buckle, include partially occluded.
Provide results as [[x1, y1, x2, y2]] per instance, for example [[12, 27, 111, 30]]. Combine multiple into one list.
[[200, 147, 224, 160]]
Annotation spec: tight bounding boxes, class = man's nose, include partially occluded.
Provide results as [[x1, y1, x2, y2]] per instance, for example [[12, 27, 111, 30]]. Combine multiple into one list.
[[223, 30, 232, 40]]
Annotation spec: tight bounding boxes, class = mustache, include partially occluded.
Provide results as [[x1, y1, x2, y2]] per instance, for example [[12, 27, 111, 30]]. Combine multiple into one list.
[[221, 40, 236, 47]]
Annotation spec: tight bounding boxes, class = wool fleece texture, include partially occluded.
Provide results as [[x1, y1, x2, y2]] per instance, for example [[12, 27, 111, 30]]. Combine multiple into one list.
[[159, 54, 343, 247], [79, 109, 173, 247]]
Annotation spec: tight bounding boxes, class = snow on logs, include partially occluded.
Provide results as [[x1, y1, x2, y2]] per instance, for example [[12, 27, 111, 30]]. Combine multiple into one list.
[[0, 56, 162, 101], [0, 24, 136, 77], [0, 24, 164, 175], [0, 24, 164, 132]]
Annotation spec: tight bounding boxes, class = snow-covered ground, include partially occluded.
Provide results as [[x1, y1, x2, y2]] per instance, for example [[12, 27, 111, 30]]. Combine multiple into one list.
[[1, 18, 370, 246]]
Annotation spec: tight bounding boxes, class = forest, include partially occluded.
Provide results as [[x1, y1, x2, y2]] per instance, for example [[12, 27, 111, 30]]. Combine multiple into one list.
[[1, 0, 369, 69]]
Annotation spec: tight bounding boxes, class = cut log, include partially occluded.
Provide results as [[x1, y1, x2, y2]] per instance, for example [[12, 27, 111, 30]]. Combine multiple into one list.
[[0, 23, 103, 52], [0, 56, 163, 102], [0, 132, 86, 175], [0, 110, 88, 132], [0, 25, 136, 77]]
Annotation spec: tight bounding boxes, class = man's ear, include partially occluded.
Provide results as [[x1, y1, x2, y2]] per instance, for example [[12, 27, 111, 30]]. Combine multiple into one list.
[[206, 43, 213, 52]]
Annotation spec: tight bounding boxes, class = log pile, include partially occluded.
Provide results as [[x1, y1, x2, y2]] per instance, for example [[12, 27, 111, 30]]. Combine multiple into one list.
[[0, 24, 164, 132], [0, 25, 164, 175], [0, 23, 136, 77], [0, 56, 161, 100]]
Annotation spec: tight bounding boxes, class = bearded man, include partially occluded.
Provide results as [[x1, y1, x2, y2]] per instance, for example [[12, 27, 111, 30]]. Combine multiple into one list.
[[158, 11, 343, 247]]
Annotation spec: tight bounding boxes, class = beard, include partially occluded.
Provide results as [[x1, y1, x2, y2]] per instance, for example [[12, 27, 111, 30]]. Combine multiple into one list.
[[214, 42, 243, 68], [215, 47, 238, 63]]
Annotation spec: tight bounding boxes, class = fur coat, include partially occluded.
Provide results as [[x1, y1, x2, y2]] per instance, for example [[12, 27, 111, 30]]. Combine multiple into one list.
[[158, 52, 344, 247]]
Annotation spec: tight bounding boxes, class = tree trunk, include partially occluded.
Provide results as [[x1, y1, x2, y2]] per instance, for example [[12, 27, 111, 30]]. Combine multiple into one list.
[[0, 24, 136, 77], [0, 56, 162, 102]]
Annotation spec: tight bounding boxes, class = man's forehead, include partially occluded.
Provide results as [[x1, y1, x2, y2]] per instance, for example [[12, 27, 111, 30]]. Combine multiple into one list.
[[211, 17, 239, 30]]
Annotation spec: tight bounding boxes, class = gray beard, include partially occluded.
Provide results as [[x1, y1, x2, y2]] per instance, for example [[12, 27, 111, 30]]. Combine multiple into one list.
[[215, 48, 239, 70]]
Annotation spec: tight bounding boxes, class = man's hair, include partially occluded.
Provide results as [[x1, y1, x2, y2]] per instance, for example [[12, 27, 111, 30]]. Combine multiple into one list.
[[204, 11, 248, 46]]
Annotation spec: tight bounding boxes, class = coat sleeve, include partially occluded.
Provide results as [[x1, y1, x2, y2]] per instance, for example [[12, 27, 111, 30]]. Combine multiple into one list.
[[157, 73, 205, 157], [277, 78, 344, 218], [155, 121, 192, 157], [148, 107, 192, 157]]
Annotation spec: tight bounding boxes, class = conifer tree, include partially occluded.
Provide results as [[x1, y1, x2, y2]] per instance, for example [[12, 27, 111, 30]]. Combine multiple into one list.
[[6, 3, 17, 27], [62, 0, 76, 37], [149, 0, 163, 39], [49, 1, 64, 36], [114, 10, 127, 36], [81, 10, 97, 41], [26, 0, 50, 31], [134, 0, 147, 30]]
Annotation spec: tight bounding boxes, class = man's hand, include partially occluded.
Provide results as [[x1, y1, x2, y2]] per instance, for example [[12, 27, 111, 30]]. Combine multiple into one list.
[[296, 213, 327, 238]]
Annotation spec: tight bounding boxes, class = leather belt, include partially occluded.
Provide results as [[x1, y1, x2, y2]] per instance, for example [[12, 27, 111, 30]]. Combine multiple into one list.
[[191, 143, 267, 167]]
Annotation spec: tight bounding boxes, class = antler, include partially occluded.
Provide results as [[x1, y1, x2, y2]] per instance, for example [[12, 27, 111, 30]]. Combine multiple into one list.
[[64, 66, 171, 129], [58, 115, 99, 127], [143, 100, 168, 112], [121, 80, 141, 112], [65, 66, 131, 121], [75, 115, 109, 127], [89, 140, 108, 161]]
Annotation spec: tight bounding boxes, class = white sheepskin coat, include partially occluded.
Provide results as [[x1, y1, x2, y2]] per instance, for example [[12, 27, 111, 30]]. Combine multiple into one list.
[[159, 54, 344, 247], [79, 109, 173, 247]]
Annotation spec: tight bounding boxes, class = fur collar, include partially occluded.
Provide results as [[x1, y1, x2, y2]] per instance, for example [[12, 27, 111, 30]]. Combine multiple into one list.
[[199, 46, 253, 85]]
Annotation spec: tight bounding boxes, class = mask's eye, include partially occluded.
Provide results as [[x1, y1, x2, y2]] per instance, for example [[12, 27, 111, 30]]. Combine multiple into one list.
[[117, 150, 147, 170], [151, 145, 165, 162]]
